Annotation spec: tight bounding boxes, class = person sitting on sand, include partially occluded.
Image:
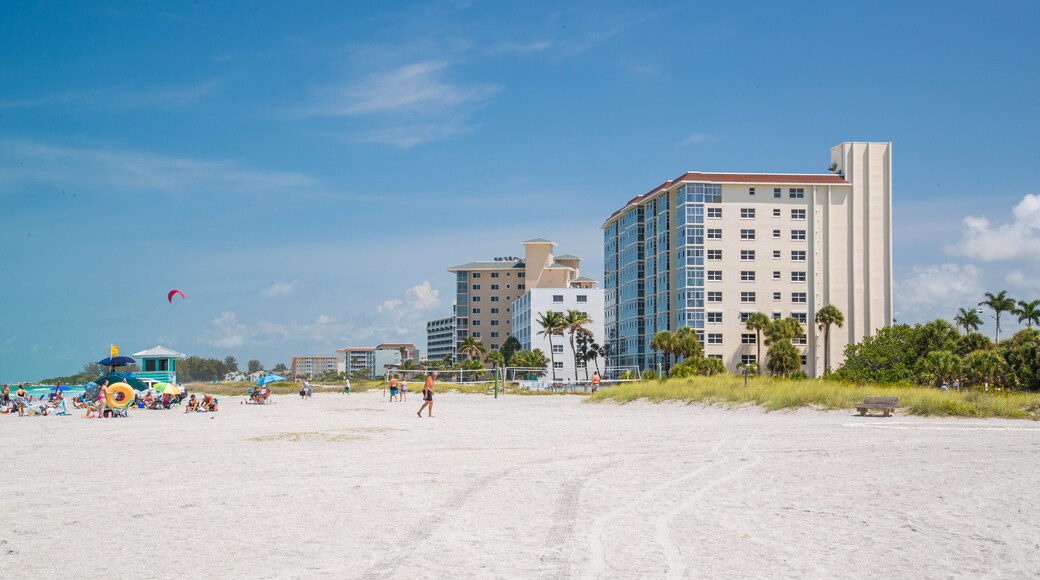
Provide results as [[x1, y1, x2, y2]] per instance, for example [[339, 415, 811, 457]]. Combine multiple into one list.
[[0, 385, 11, 409], [185, 394, 199, 412], [203, 395, 218, 412]]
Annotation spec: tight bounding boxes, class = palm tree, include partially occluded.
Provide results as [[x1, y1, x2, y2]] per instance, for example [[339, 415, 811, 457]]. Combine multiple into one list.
[[459, 336, 487, 361], [674, 326, 703, 360], [587, 342, 605, 375], [484, 348, 505, 371], [954, 307, 984, 334], [814, 304, 845, 376], [744, 312, 771, 373], [536, 311, 565, 381], [563, 310, 593, 380], [649, 330, 676, 372], [501, 336, 522, 366], [980, 291, 1016, 342], [1014, 299, 1040, 328]]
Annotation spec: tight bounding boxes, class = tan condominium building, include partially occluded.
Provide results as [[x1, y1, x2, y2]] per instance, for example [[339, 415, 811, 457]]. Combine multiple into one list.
[[443, 238, 598, 358], [603, 142, 892, 377], [290, 355, 337, 379]]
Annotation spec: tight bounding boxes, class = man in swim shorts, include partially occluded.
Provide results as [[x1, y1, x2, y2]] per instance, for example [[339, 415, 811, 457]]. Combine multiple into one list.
[[389, 375, 399, 402], [417, 372, 435, 418]]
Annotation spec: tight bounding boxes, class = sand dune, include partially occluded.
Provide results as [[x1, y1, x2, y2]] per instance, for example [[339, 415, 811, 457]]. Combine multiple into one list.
[[2, 391, 1039, 579]]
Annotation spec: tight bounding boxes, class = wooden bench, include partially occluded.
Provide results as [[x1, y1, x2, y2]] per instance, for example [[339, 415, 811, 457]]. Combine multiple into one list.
[[857, 397, 898, 417]]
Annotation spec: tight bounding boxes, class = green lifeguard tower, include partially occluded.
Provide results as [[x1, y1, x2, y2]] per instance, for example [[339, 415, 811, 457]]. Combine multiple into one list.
[[132, 346, 186, 384]]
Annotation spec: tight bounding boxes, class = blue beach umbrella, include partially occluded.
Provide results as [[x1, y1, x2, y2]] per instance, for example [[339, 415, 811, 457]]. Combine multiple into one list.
[[98, 356, 136, 367], [257, 374, 286, 386]]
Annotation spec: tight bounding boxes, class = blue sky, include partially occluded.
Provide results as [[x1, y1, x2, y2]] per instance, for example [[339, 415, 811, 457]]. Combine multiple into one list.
[[2, 1, 1038, 381]]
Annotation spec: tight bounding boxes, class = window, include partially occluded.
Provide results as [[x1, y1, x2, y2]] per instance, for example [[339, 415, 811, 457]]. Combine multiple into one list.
[[491, 332, 500, 338], [739, 312, 752, 323], [793, 312, 808, 323], [506, 284, 511, 289], [472, 320, 481, 326], [740, 229, 756, 240], [577, 295, 587, 303], [553, 295, 564, 303], [773, 229, 781, 239], [741, 270, 756, 282], [740, 250, 756, 261], [707, 311, 723, 323], [773, 291, 782, 301], [790, 188, 805, 199], [707, 291, 722, 303], [800, 355, 807, 365], [707, 333, 723, 345], [792, 250, 807, 262], [791, 271, 807, 283], [708, 354, 723, 361], [794, 336, 807, 345], [741, 333, 757, 345], [491, 296, 500, 302], [773, 208, 781, 217], [472, 284, 481, 290], [518, 284, 526, 290], [791, 209, 806, 220], [552, 344, 564, 354], [773, 188, 781, 199], [707, 249, 722, 260], [740, 208, 756, 219], [707, 228, 722, 240], [491, 320, 500, 326], [491, 284, 499, 290], [773, 250, 781, 259], [491, 272, 499, 278], [708, 270, 722, 281], [554, 361, 564, 369], [472, 332, 481, 337], [741, 292, 756, 303], [472, 296, 481, 302], [772, 271, 781, 281], [707, 207, 722, 219], [772, 311, 782, 320], [518, 273, 525, 278], [791, 230, 806, 241], [741, 354, 758, 365], [472, 308, 481, 314], [792, 292, 807, 303], [472, 273, 481, 278], [749, 187, 756, 196]]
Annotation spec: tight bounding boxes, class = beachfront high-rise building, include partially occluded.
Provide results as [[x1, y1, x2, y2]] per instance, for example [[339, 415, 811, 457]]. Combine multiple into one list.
[[290, 355, 337, 379], [426, 312, 457, 363], [429, 239, 603, 364], [602, 142, 892, 377], [335, 344, 418, 379]]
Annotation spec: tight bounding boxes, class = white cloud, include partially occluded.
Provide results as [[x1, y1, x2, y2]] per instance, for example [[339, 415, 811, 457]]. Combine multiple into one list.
[[949, 194, 1040, 261], [356, 121, 473, 149], [405, 281, 440, 311], [1005, 270, 1040, 291], [203, 311, 247, 349], [0, 80, 222, 110], [895, 263, 983, 315], [377, 298, 403, 313], [315, 314, 336, 325], [0, 139, 315, 197], [211, 335, 245, 348], [310, 61, 498, 117], [260, 280, 297, 298], [680, 132, 720, 146]]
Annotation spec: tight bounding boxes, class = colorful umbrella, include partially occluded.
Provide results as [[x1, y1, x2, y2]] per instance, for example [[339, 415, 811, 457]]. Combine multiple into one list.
[[257, 374, 286, 386], [154, 382, 182, 396]]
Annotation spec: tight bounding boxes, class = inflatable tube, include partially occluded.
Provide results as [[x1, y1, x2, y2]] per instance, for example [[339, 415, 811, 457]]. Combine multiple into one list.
[[106, 383, 135, 409]]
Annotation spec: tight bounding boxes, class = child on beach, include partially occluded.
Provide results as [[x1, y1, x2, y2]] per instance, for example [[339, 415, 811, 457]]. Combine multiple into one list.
[[400, 377, 408, 401]]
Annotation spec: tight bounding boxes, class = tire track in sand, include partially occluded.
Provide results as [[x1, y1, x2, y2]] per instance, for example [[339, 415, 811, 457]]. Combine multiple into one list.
[[584, 437, 731, 580], [656, 430, 763, 580], [543, 462, 614, 579]]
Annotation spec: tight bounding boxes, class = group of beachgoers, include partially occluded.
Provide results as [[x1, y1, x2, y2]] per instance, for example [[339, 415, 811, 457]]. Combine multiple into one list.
[[0, 384, 68, 416], [382, 372, 435, 417], [0, 379, 222, 418], [386, 374, 410, 402]]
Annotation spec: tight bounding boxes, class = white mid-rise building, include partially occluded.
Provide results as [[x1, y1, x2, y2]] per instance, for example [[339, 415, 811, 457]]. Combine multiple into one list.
[[513, 287, 605, 380], [603, 142, 892, 377]]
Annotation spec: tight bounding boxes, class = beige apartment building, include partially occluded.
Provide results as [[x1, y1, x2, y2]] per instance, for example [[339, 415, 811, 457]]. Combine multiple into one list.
[[603, 142, 892, 377], [443, 239, 598, 357]]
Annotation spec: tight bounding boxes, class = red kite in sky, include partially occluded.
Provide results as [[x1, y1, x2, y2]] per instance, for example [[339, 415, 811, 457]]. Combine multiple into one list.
[[168, 289, 185, 303]]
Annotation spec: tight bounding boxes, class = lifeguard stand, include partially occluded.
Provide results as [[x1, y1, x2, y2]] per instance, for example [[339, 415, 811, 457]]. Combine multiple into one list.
[[132, 346, 186, 384]]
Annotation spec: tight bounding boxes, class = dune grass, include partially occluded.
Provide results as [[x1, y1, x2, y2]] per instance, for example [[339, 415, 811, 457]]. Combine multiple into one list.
[[587, 376, 1040, 420], [185, 380, 386, 396]]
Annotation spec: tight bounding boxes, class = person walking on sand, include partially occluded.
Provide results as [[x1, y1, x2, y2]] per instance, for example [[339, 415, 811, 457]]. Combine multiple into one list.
[[417, 372, 436, 418], [343, 377, 350, 394], [389, 374, 399, 402], [400, 377, 408, 401], [590, 371, 601, 394]]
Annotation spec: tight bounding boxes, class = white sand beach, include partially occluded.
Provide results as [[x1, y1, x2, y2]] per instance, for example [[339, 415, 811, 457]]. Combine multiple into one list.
[[2, 391, 1039, 579]]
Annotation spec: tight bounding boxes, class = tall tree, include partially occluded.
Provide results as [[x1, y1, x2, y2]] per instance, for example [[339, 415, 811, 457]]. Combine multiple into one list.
[[459, 336, 487, 361], [586, 342, 605, 375], [953, 307, 983, 334], [650, 330, 676, 372], [500, 336, 522, 366], [1014, 299, 1040, 328], [247, 359, 263, 373], [223, 356, 239, 373], [563, 309, 593, 380], [536, 311, 565, 380], [980, 290, 1016, 342], [814, 304, 845, 375], [674, 326, 703, 360], [744, 312, 771, 373]]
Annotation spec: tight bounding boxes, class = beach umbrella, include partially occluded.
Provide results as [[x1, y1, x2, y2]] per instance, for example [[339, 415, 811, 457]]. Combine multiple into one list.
[[257, 374, 286, 386], [154, 382, 180, 394], [98, 356, 136, 367]]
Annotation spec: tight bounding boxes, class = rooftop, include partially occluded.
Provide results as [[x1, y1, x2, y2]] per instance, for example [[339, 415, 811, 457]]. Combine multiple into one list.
[[522, 238, 556, 245], [132, 346, 186, 359], [448, 260, 525, 272], [336, 347, 374, 352], [605, 171, 849, 222], [554, 254, 582, 261]]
